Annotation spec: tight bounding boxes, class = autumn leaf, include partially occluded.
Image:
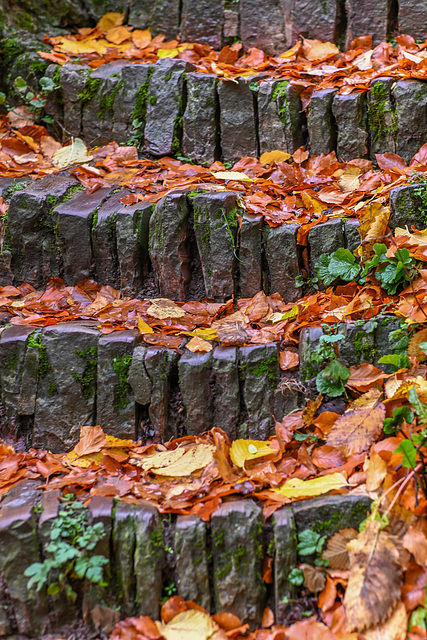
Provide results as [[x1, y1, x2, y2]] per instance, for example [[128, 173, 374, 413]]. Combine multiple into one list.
[[211, 171, 251, 181], [285, 618, 335, 640], [186, 336, 213, 353], [361, 601, 407, 640], [273, 472, 348, 499], [322, 528, 358, 570], [132, 29, 152, 49], [301, 563, 326, 593], [155, 609, 226, 640], [97, 12, 124, 31], [131, 447, 186, 471], [402, 522, 427, 569], [229, 439, 275, 468], [52, 138, 92, 168], [318, 575, 337, 612], [344, 520, 403, 632], [152, 444, 215, 477], [326, 389, 386, 456], [338, 166, 362, 193], [259, 150, 291, 165], [279, 350, 299, 370], [147, 298, 186, 319], [408, 328, 427, 362], [365, 450, 387, 491], [346, 363, 392, 392], [138, 316, 154, 334]]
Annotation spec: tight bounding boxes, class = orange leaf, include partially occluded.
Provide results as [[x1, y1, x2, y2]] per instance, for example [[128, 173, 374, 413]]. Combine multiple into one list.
[[318, 575, 337, 612], [97, 12, 124, 31], [279, 350, 299, 370], [261, 606, 274, 628], [132, 28, 152, 49]]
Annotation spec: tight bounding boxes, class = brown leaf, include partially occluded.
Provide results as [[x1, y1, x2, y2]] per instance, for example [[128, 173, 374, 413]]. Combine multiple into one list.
[[326, 389, 386, 456], [301, 563, 326, 593], [403, 522, 427, 569], [279, 350, 299, 370], [261, 606, 274, 627], [344, 520, 403, 632], [365, 450, 387, 492], [322, 528, 358, 570], [318, 575, 337, 612], [408, 328, 427, 363], [361, 601, 407, 640], [285, 618, 335, 640], [73, 425, 107, 457]]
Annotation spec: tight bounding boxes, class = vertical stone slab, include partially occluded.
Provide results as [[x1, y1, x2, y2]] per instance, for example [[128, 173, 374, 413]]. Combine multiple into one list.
[[292, 494, 372, 535], [389, 184, 427, 230], [149, 192, 191, 300], [282, 0, 338, 45], [258, 79, 306, 155], [374, 315, 403, 373], [191, 191, 239, 301], [396, 0, 427, 41], [150, 0, 181, 38], [134, 505, 164, 619], [92, 189, 126, 288], [97, 331, 138, 439], [212, 500, 265, 626], [0, 501, 49, 636], [263, 223, 300, 302], [308, 219, 344, 285], [223, 2, 240, 43], [144, 347, 179, 441], [338, 321, 376, 367], [345, 0, 389, 47], [112, 63, 154, 145], [239, 212, 263, 298], [116, 201, 153, 297], [18, 336, 40, 419], [144, 59, 194, 157], [60, 63, 91, 137], [307, 88, 337, 156], [7, 174, 77, 287], [239, 343, 281, 440], [344, 218, 360, 254], [33, 323, 99, 452], [0, 325, 34, 440], [394, 80, 427, 163], [54, 187, 113, 285], [174, 515, 210, 609], [273, 507, 297, 624], [180, 0, 223, 48], [183, 72, 219, 166], [113, 501, 136, 616], [332, 92, 369, 161], [299, 326, 324, 381], [240, 0, 288, 54], [218, 76, 265, 163], [179, 350, 213, 435], [212, 346, 240, 439], [368, 78, 397, 159]]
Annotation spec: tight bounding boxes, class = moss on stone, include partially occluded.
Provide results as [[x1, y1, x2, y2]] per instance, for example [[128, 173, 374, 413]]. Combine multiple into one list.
[[78, 76, 101, 107], [353, 330, 378, 362], [4, 348, 19, 373], [247, 354, 278, 389], [112, 353, 133, 410], [172, 96, 184, 155], [368, 81, 398, 143], [27, 331, 51, 377], [272, 80, 290, 126], [3, 180, 28, 199], [47, 381, 57, 395], [98, 79, 124, 122], [1, 38, 24, 66], [73, 346, 97, 400], [149, 95, 157, 105], [62, 184, 85, 203], [51, 65, 61, 86]]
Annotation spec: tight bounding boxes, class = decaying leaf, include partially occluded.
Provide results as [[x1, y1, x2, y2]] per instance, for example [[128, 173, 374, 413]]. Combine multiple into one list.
[[147, 298, 186, 319], [322, 528, 358, 570], [361, 601, 407, 640], [52, 138, 92, 168], [155, 609, 226, 640], [344, 520, 403, 632], [326, 389, 385, 456], [301, 563, 326, 593], [408, 328, 427, 362], [186, 336, 213, 353], [229, 439, 275, 468], [259, 150, 291, 165], [273, 472, 348, 499]]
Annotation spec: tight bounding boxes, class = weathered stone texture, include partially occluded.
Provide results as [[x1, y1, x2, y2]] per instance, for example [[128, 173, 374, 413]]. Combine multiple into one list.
[[368, 77, 397, 159], [263, 223, 300, 302], [308, 219, 344, 286], [239, 213, 263, 298], [92, 189, 126, 288], [240, 0, 287, 54], [212, 346, 240, 439], [112, 63, 153, 144], [179, 350, 213, 435], [129, 0, 181, 39], [394, 80, 427, 163], [180, 0, 224, 48], [134, 505, 164, 618], [307, 88, 337, 156], [274, 507, 297, 624], [389, 184, 427, 230], [258, 79, 306, 155], [283, 0, 338, 44], [345, 0, 389, 47], [398, 0, 427, 42], [60, 63, 91, 137], [183, 72, 218, 166], [116, 201, 153, 297], [333, 92, 369, 161], [175, 515, 210, 609]]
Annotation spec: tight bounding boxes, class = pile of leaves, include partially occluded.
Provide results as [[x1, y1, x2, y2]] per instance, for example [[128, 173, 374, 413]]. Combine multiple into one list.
[[38, 13, 427, 104]]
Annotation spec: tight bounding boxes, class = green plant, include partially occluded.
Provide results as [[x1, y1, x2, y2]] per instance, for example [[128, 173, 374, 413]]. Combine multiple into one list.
[[295, 273, 319, 290], [24, 494, 108, 602], [288, 567, 304, 586], [297, 529, 327, 557], [6, 75, 59, 124], [316, 248, 360, 286], [383, 406, 414, 435], [308, 327, 350, 397]]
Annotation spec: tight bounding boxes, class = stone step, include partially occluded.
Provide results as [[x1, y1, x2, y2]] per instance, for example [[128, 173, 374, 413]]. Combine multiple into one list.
[[1, 175, 421, 301], [0, 314, 403, 451], [0, 479, 371, 637], [39, 59, 427, 164]]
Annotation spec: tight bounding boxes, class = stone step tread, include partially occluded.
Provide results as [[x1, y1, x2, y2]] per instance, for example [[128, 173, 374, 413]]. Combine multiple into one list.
[[0, 478, 371, 636]]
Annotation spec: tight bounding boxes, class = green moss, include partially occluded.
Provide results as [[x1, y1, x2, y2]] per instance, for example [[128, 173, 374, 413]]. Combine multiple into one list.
[[413, 184, 427, 228], [311, 501, 370, 534], [78, 75, 101, 107], [15, 11, 35, 31], [172, 96, 184, 155], [112, 353, 133, 410], [301, 363, 317, 381], [164, 71, 172, 82], [73, 346, 97, 400], [47, 382, 57, 395], [233, 544, 247, 570], [368, 81, 398, 143], [98, 79, 124, 122], [248, 354, 278, 389], [130, 68, 153, 145], [272, 80, 290, 126], [4, 348, 19, 373], [213, 527, 225, 548], [353, 330, 378, 362], [149, 95, 157, 105], [3, 180, 27, 199], [51, 65, 61, 86], [62, 184, 85, 203], [28, 331, 51, 377], [216, 559, 232, 580], [150, 526, 164, 550], [1, 38, 24, 66]]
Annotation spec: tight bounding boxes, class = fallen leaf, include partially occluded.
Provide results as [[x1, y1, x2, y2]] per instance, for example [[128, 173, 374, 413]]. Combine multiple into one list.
[[52, 138, 92, 168], [322, 528, 358, 570], [131, 447, 186, 471], [408, 328, 427, 363], [285, 618, 335, 639], [338, 166, 362, 193], [153, 444, 215, 477], [229, 439, 274, 468], [211, 171, 251, 181], [97, 12, 124, 31], [186, 336, 213, 353], [361, 601, 407, 640], [279, 350, 299, 370], [403, 522, 427, 569], [147, 298, 186, 319], [301, 563, 326, 593], [365, 450, 387, 492], [155, 609, 226, 640], [318, 575, 337, 611], [261, 606, 274, 627], [138, 316, 154, 334], [274, 472, 348, 499], [260, 150, 291, 165]]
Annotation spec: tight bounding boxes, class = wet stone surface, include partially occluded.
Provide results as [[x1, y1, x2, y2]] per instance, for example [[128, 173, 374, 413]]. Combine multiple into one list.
[[183, 72, 219, 166], [332, 92, 369, 161]]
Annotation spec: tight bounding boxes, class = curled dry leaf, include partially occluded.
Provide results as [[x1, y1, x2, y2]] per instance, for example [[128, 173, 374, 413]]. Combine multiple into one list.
[[402, 522, 427, 569], [344, 520, 403, 632], [318, 575, 337, 612], [326, 389, 386, 456], [229, 439, 274, 468], [365, 450, 388, 492], [155, 609, 227, 640], [408, 328, 427, 363], [322, 528, 358, 570], [147, 298, 186, 319], [301, 563, 326, 593]]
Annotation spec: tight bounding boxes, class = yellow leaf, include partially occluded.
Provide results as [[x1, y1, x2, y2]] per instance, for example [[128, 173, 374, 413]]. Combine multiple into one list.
[[132, 28, 152, 49], [269, 305, 299, 324], [97, 12, 124, 31], [299, 192, 325, 214], [274, 472, 348, 499], [131, 447, 186, 471], [153, 444, 215, 477], [356, 202, 390, 263], [259, 150, 291, 165], [230, 439, 275, 468], [186, 336, 213, 353], [195, 327, 219, 340], [157, 48, 179, 58], [211, 171, 252, 181], [361, 602, 407, 640], [156, 609, 226, 640], [64, 450, 104, 468], [103, 168, 140, 185], [52, 138, 92, 169], [138, 316, 154, 334], [147, 298, 186, 319], [105, 25, 131, 44], [104, 435, 134, 449], [365, 450, 387, 492], [338, 166, 362, 193]]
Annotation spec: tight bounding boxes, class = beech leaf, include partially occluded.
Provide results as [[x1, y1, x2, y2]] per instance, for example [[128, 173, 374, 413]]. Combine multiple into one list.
[[230, 439, 274, 468], [155, 609, 226, 640], [273, 472, 348, 499], [322, 528, 358, 570]]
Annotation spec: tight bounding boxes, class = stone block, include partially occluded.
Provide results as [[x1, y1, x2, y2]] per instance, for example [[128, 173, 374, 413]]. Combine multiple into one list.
[[374, 315, 403, 372], [212, 346, 240, 439], [263, 223, 300, 302], [144, 347, 179, 442], [32, 323, 99, 452], [273, 507, 297, 624], [134, 504, 164, 618], [344, 217, 360, 254], [0, 501, 49, 636], [307, 88, 337, 156], [368, 77, 397, 159], [60, 63, 91, 137], [174, 515, 210, 609], [183, 72, 219, 166], [239, 343, 281, 439], [129, 0, 181, 39], [97, 331, 139, 439], [299, 325, 324, 381], [240, 0, 288, 54], [92, 189, 126, 288], [7, 174, 77, 287], [179, 350, 213, 435], [332, 92, 369, 161], [394, 80, 427, 163], [258, 79, 306, 155], [338, 321, 377, 366], [54, 186, 113, 285], [180, 0, 223, 48], [211, 500, 265, 627], [191, 191, 239, 301], [292, 494, 371, 535], [127, 346, 152, 406], [223, 4, 240, 43], [149, 192, 191, 300], [113, 501, 137, 616], [389, 184, 427, 230], [309, 219, 344, 286], [218, 75, 266, 163], [144, 59, 194, 156], [282, 0, 338, 44], [397, 0, 427, 42], [239, 212, 263, 298], [345, 0, 389, 47], [112, 63, 154, 145], [116, 200, 153, 297]]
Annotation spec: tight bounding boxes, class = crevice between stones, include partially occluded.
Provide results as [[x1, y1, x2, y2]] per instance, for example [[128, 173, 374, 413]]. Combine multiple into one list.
[[334, 0, 348, 51]]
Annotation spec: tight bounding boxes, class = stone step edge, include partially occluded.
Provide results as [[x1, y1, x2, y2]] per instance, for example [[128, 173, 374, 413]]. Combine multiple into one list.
[[0, 314, 403, 452], [0, 478, 371, 637]]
